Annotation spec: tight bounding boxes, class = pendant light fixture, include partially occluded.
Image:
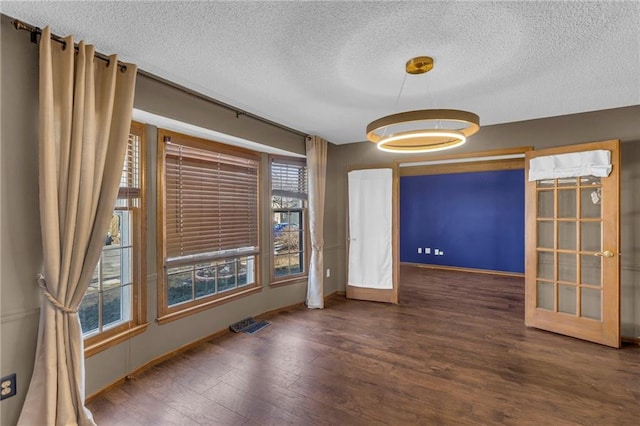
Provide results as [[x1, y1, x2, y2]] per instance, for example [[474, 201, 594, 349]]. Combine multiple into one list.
[[366, 56, 480, 153]]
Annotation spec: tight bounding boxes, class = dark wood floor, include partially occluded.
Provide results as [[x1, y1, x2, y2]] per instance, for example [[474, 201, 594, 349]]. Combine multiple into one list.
[[88, 266, 640, 425]]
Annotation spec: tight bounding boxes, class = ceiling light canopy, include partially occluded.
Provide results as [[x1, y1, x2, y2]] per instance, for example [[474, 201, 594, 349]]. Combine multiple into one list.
[[366, 56, 480, 153]]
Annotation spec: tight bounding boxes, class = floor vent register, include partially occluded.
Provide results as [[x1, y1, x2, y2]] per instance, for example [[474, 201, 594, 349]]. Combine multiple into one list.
[[229, 317, 270, 334]]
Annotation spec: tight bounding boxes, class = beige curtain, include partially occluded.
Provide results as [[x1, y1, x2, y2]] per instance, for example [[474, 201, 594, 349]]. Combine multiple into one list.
[[18, 27, 137, 426], [306, 135, 328, 308]]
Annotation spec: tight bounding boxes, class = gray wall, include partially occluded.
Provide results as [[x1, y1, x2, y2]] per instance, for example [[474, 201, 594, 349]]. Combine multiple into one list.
[[1, 14, 42, 426], [2, 11, 639, 426]]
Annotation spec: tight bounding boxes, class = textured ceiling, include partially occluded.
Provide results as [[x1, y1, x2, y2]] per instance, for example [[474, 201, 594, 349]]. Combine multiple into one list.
[[3, 1, 639, 144]]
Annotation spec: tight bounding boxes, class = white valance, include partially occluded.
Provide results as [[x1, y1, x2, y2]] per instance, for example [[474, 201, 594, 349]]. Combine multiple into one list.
[[528, 149, 611, 182]]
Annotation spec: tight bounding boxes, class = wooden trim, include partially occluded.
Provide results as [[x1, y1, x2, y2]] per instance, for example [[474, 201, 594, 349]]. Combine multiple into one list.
[[392, 164, 400, 303], [85, 323, 148, 358], [269, 275, 308, 288], [133, 121, 148, 327], [157, 285, 262, 325], [255, 302, 305, 319], [256, 152, 263, 294], [159, 128, 261, 159], [346, 163, 395, 172], [156, 129, 168, 317], [346, 286, 398, 303], [85, 377, 128, 405], [253, 290, 344, 319], [609, 140, 621, 347], [394, 146, 533, 166], [401, 262, 525, 278], [400, 157, 524, 176], [622, 337, 640, 346], [524, 151, 536, 328], [269, 154, 306, 167]]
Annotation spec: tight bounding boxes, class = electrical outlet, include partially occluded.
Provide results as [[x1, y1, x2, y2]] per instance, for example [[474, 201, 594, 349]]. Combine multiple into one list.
[[1, 374, 16, 400], [326, 269, 331, 278], [417, 247, 422, 254]]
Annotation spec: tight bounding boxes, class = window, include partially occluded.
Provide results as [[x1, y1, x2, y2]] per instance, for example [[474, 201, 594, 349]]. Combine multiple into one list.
[[157, 130, 261, 323], [270, 157, 308, 283], [79, 121, 147, 356]]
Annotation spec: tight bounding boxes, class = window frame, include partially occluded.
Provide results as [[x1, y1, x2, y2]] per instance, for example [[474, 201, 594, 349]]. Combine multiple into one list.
[[83, 121, 148, 357], [269, 155, 309, 286], [156, 129, 262, 324]]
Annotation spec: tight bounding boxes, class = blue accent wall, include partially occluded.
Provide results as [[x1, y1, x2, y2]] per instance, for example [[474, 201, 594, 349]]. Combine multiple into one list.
[[400, 169, 525, 273]]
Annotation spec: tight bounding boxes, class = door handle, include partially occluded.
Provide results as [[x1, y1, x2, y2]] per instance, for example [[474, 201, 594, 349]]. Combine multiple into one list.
[[594, 250, 615, 258]]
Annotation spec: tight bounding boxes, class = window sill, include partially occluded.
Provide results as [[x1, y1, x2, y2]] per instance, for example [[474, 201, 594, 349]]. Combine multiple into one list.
[[270, 275, 308, 288], [157, 285, 262, 325], [84, 322, 149, 358]]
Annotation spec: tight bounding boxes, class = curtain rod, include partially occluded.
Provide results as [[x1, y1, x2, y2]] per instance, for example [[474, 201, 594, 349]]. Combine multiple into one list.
[[11, 19, 308, 139], [13, 19, 128, 72]]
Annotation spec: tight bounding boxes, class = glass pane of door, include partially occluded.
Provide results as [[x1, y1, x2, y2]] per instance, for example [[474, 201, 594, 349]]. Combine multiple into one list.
[[581, 188, 601, 218], [537, 191, 554, 217], [558, 284, 577, 315], [558, 222, 576, 250], [533, 175, 603, 321], [581, 222, 601, 252], [536, 281, 554, 310], [537, 221, 554, 249], [537, 251, 554, 280], [581, 288, 602, 320], [558, 189, 576, 218], [580, 254, 601, 287]]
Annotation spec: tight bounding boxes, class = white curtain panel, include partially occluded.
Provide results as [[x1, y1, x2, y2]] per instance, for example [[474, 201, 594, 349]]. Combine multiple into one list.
[[348, 168, 393, 289], [305, 135, 327, 309], [528, 149, 612, 181], [18, 27, 136, 425]]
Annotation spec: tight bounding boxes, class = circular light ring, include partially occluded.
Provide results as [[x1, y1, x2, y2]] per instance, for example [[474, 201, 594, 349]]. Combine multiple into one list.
[[376, 130, 466, 153], [366, 109, 480, 143]]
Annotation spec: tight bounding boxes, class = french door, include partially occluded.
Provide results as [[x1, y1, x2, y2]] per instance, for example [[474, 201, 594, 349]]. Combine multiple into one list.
[[525, 140, 620, 347]]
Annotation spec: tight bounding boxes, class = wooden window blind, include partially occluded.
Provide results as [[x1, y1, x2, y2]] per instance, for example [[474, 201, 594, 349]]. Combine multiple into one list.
[[164, 135, 260, 263], [117, 131, 141, 205], [271, 158, 308, 203]]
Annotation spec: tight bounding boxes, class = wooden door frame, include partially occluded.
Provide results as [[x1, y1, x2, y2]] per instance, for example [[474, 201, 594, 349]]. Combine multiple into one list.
[[344, 147, 532, 304], [345, 164, 400, 303], [524, 139, 621, 348]]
